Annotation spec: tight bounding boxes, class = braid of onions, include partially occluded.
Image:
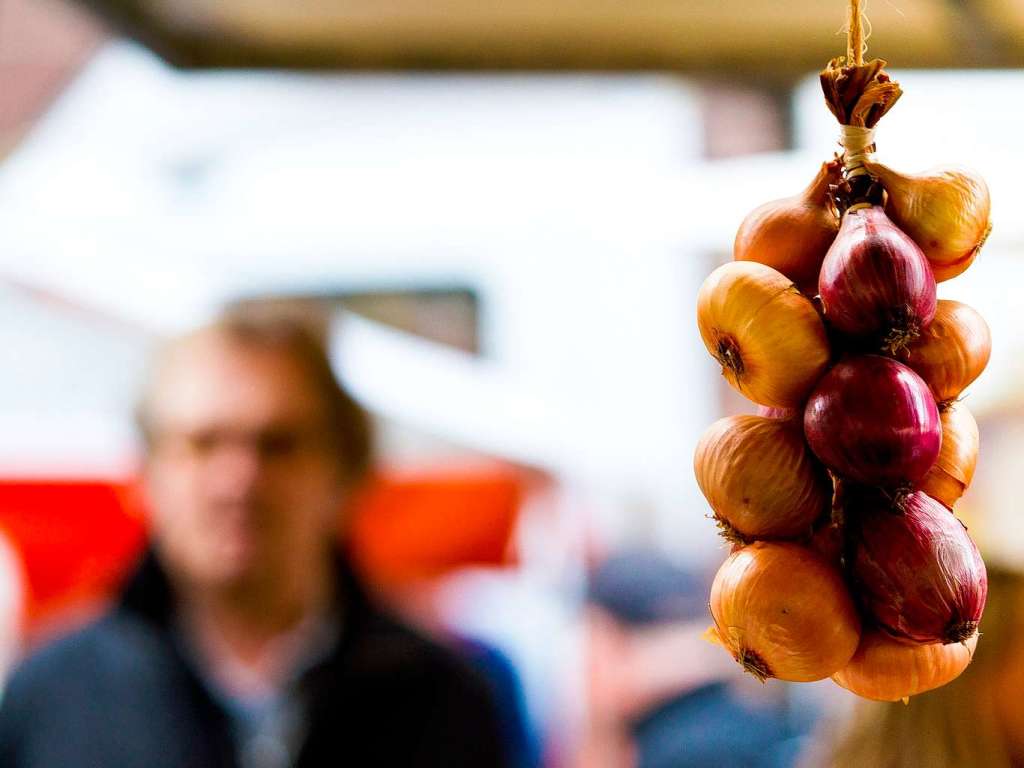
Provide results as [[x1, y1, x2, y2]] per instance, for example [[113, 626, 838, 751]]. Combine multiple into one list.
[[693, 54, 991, 701]]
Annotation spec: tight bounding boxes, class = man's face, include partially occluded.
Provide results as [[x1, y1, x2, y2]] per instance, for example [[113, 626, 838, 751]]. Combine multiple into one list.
[[142, 334, 347, 592]]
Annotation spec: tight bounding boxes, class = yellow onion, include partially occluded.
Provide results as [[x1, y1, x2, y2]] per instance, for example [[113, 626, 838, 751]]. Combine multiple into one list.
[[865, 161, 991, 282], [734, 160, 841, 295], [708, 541, 860, 682], [697, 262, 831, 408], [919, 402, 979, 509], [898, 299, 991, 404], [833, 630, 978, 702], [694, 415, 831, 542]]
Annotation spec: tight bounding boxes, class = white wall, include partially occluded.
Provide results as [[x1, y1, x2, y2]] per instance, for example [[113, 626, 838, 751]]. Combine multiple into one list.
[[7, 47, 1018, 559], [0, 42, 723, 559]]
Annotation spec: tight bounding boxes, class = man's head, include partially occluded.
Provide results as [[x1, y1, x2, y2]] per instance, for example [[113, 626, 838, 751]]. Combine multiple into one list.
[[136, 311, 373, 595]]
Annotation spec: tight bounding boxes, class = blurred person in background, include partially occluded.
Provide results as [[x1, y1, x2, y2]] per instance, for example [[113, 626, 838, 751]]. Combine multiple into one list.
[[0, 310, 507, 768], [577, 552, 817, 768]]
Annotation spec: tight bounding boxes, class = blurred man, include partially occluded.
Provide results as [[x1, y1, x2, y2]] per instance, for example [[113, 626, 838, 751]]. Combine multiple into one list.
[[0, 311, 507, 768]]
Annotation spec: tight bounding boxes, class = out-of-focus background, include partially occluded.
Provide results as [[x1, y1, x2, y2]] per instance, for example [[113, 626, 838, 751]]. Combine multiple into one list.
[[1, 1, 1023, 766]]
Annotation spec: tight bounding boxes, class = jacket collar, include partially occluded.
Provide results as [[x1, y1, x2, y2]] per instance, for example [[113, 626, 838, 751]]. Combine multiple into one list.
[[117, 545, 440, 699], [118, 546, 375, 643]]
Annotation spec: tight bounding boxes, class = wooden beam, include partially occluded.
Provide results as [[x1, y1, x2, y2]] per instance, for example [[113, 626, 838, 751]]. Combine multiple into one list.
[[69, 0, 985, 72]]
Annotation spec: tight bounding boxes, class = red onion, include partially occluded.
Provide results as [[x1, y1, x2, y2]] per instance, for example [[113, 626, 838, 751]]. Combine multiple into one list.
[[818, 206, 937, 354], [845, 489, 987, 644], [803, 355, 941, 487]]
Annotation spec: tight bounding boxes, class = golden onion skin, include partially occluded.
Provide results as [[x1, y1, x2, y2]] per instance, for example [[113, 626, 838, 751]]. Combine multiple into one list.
[[697, 262, 831, 408], [866, 161, 991, 282], [709, 542, 861, 683], [932, 248, 979, 283], [734, 160, 840, 296], [919, 402, 979, 509], [898, 299, 991, 404], [694, 415, 830, 541], [833, 630, 978, 702]]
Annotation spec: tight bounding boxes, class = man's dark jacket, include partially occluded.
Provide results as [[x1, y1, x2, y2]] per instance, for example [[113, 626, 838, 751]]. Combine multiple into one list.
[[0, 551, 508, 767]]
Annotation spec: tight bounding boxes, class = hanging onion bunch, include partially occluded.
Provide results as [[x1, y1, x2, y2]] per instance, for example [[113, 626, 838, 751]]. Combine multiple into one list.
[[693, 26, 991, 702]]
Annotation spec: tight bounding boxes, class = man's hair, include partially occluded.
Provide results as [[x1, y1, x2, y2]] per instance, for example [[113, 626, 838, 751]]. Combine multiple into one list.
[[135, 306, 374, 481]]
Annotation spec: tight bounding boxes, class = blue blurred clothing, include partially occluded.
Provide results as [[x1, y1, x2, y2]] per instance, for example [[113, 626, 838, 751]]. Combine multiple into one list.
[[188, 651, 307, 768], [0, 550, 508, 768], [458, 639, 542, 768], [177, 612, 341, 768], [633, 682, 806, 768], [588, 552, 707, 626], [217, 692, 303, 768], [588, 552, 818, 768]]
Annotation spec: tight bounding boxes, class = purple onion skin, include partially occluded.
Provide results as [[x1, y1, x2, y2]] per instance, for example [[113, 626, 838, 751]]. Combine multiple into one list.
[[847, 490, 987, 644], [819, 206, 937, 343], [804, 355, 941, 487]]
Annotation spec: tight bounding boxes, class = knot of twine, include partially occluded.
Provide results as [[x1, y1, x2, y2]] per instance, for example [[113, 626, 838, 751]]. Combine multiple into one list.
[[840, 125, 875, 178]]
